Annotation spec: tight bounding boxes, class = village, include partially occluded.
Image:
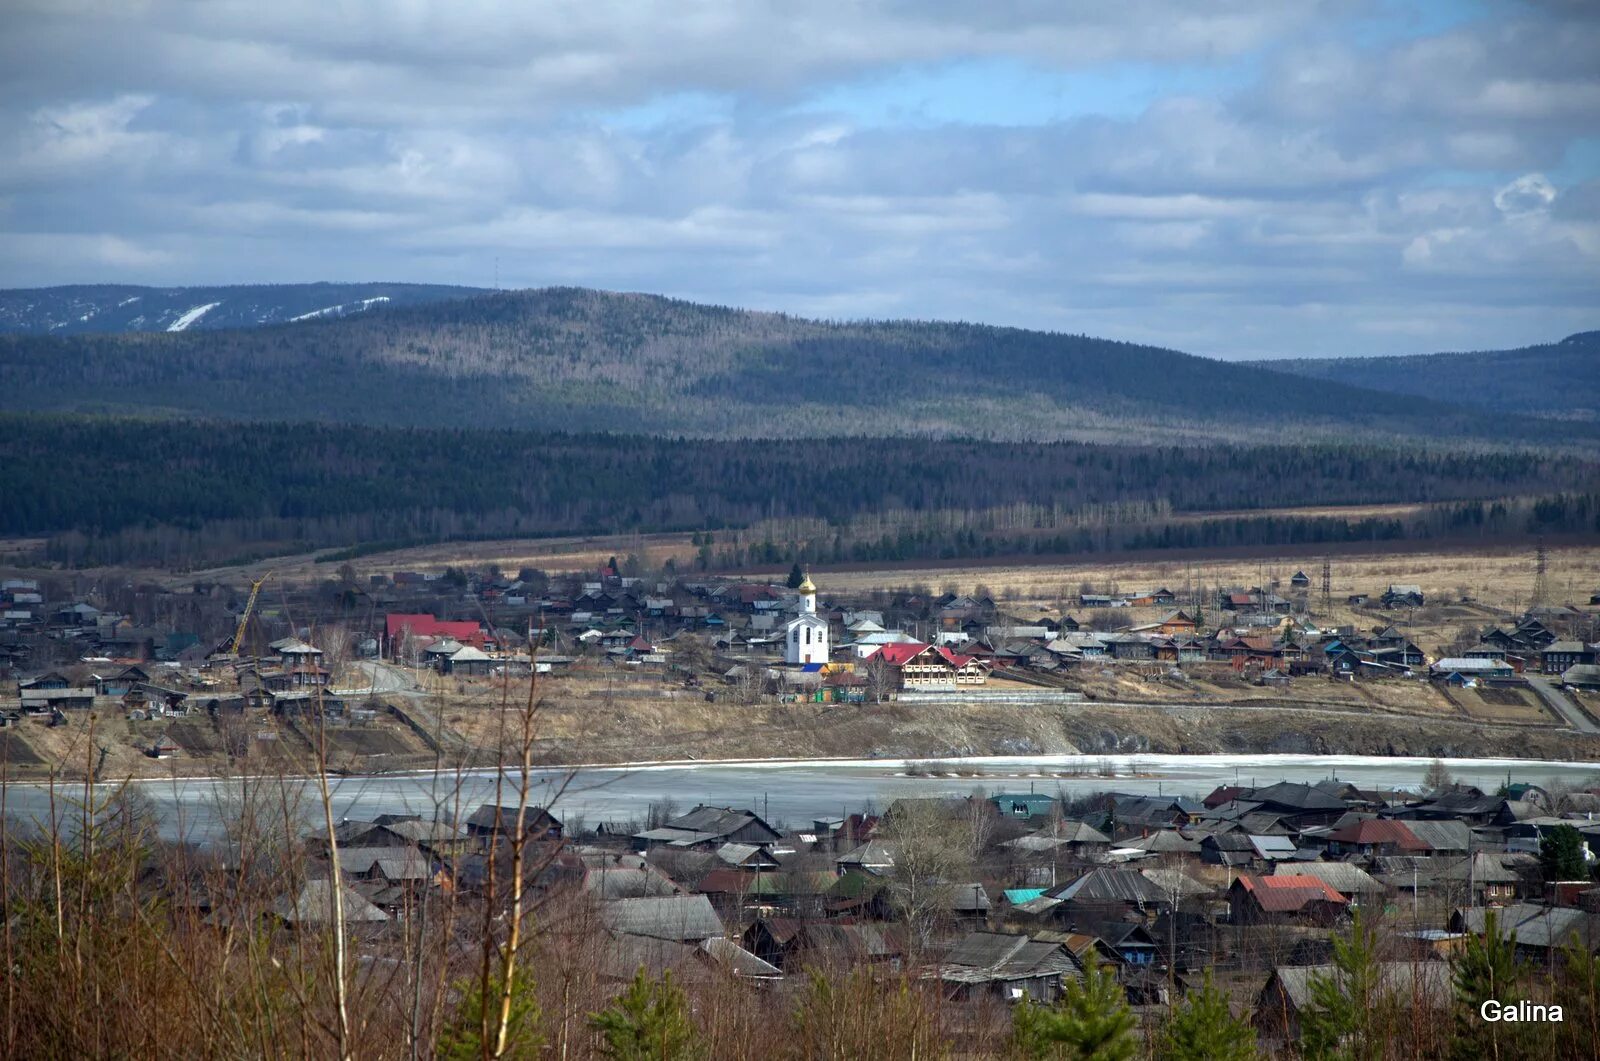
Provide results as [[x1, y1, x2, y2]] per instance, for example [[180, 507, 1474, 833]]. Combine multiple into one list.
[[2, 551, 1600, 765], [2, 553, 1600, 1051]]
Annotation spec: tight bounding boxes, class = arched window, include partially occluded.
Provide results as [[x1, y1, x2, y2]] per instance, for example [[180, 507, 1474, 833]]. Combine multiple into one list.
[[805, 628, 812, 645]]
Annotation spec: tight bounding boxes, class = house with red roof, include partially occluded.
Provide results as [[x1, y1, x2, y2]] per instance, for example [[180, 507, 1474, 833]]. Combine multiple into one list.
[[1325, 819, 1428, 857], [1228, 874, 1350, 925], [385, 614, 487, 656], [867, 642, 989, 689]]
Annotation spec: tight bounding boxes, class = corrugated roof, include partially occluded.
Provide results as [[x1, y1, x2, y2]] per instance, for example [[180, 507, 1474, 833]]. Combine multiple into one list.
[[1327, 819, 1426, 850], [940, 932, 1080, 984], [1273, 862, 1386, 896], [1402, 820, 1471, 852], [1049, 868, 1168, 905], [272, 879, 388, 924], [1139, 869, 1214, 899], [1235, 874, 1347, 912], [601, 895, 724, 942], [1270, 962, 1449, 1012], [1437, 852, 1523, 884], [699, 937, 781, 978], [583, 866, 680, 899], [1124, 830, 1201, 854], [667, 805, 774, 838], [835, 839, 897, 870], [1249, 835, 1299, 859]]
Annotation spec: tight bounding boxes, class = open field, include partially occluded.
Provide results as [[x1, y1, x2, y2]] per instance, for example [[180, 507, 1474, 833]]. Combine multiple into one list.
[[780, 542, 1600, 614], [8, 500, 1589, 599], [1446, 686, 1552, 724], [131, 530, 703, 588], [194, 537, 1598, 633]]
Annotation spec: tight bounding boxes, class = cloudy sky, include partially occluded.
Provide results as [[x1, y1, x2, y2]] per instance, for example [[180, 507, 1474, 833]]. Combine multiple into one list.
[[1, 1, 1595, 358]]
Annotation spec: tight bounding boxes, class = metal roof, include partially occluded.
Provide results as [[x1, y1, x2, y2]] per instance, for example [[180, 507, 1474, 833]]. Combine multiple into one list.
[[272, 879, 388, 924], [1273, 862, 1386, 896], [1269, 962, 1449, 1012], [601, 895, 724, 942], [1048, 868, 1169, 905]]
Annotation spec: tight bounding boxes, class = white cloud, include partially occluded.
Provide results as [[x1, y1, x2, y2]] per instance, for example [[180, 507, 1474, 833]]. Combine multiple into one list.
[[0, 1, 1594, 359], [1494, 173, 1557, 217]]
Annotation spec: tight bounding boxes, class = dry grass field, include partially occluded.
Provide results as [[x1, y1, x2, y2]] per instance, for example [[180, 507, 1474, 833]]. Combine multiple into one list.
[[802, 543, 1600, 616], [117, 509, 1596, 615], [1447, 686, 1553, 725]]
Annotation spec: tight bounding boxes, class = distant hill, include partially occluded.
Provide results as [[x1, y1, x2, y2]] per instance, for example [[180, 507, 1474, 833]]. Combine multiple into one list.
[[0, 286, 1588, 446], [0, 282, 484, 335], [1251, 332, 1600, 423]]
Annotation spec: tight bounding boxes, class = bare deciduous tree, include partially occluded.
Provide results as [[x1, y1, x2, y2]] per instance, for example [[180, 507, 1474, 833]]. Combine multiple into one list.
[[876, 799, 985, 953]]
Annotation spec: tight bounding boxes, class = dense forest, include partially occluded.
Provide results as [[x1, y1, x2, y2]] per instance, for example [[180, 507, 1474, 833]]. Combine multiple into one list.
[[1, 287, 1589, 446], [1255, 331, 1600, 423], [0, 281, 482, 335], [4, 414, 1595, 568]]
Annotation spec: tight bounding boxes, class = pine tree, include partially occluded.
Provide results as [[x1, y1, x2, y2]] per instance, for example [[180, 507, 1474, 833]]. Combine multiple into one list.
[[1556, 932, 1600, 1060], [786, 562, 806, 589], [1011, 956, 1138, 1060], [1300, 909, 1385, 1061], [589, 966, 698, 1060], [437, 967, 542, 1061], [1540, 824, 1588, 881], [1161, 973, 1258, 1060], [1451, 909, 1530, 1061]]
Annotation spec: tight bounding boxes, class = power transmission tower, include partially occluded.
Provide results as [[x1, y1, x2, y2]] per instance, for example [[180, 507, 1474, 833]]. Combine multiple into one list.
[[1531, 541, 1548, 608], [1320, 558, 1331, 616]]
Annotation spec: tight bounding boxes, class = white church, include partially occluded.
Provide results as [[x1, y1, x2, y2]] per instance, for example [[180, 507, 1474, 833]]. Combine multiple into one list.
[[784, 573, 830, 665]]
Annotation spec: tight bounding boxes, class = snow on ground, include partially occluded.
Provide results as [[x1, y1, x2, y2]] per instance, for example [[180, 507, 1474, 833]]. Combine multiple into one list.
[[117, 296, 141, 307], [166, 302, 221, 331], [287, 295, 390, 322]]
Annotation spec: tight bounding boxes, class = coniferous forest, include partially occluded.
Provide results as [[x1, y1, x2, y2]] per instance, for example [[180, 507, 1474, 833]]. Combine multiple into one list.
[[4, 413, 1595, 568]]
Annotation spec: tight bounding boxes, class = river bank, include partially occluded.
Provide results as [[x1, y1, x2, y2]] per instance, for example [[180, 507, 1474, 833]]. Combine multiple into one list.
[[4, 695, 1600, 785], [5, 695, 1600, 808]]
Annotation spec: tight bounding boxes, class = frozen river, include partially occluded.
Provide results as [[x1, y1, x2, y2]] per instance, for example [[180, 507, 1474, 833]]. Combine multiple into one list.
[[5, 752, 1600, 842]]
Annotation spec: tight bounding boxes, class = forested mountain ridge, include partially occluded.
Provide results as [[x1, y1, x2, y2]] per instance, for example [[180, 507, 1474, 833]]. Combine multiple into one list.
[[0, 286, 1583, 446], [0, 282, 484, 335], [1251, 331, 1600, 423], [5, 413, 1596, 568]]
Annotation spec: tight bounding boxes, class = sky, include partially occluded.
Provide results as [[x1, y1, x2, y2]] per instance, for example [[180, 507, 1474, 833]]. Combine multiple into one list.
[[0, 0, 1596, 359]]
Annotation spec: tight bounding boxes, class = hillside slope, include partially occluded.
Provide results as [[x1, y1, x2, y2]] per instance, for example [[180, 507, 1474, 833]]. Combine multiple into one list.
[[1252, 332, 1600, 423], [0, 286, 1585, 445], [0, 282, 484, 335]]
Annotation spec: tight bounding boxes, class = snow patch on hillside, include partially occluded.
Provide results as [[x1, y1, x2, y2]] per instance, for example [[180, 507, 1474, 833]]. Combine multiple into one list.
[[288, 296, 390, 322], [167, 302, 221, 331]]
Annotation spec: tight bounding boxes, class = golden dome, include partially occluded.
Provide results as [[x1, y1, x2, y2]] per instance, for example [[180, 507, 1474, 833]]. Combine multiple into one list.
[[798, 574, 816, 593]]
